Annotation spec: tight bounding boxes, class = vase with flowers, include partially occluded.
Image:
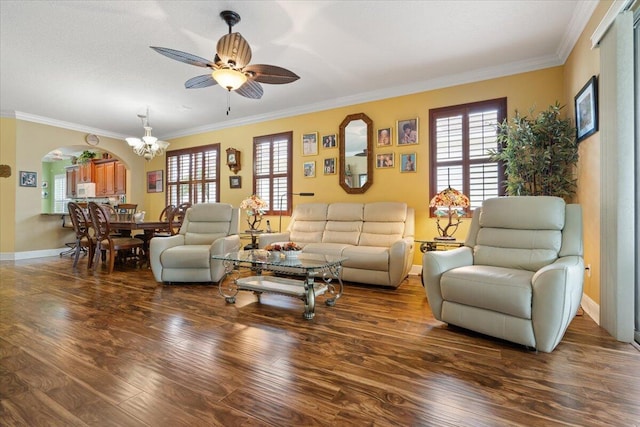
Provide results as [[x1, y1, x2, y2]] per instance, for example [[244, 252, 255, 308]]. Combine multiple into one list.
[[239, 194, 268, 231]]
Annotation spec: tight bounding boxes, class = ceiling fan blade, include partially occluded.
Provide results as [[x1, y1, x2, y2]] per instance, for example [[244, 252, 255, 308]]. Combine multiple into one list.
[[244, 64, 300, 84], [150, 46, 215, 68], [216, 33, 252, 69], [235, 80, 263, 99], [185, 74, 217, 89]]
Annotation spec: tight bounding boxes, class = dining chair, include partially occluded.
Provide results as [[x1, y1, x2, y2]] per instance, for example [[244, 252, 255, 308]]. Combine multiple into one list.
[[67, 201, 96, 268], [116, 203, 138, 222], [170, 202, 192, 235], [88, 201, 144, 274]]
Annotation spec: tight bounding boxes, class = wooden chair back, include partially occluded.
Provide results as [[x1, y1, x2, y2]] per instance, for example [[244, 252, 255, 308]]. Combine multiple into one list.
[[67, 201, 95, 268], [116, 203, 138, 222], [171, 202, 192, 235]]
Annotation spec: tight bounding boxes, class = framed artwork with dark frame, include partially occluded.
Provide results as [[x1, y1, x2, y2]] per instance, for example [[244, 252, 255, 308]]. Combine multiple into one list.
[[147, 170, 163, 193], [19, 171, 37, 187], [574, 75, 598, 142], [302, 132, 318, 156], [229, 175, 242, 189], [397, 118, 418, 145]]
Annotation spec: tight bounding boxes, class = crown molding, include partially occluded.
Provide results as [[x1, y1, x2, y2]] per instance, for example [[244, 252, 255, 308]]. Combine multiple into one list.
[[557, 0, 600, 61], [10, 111, 127, 140]]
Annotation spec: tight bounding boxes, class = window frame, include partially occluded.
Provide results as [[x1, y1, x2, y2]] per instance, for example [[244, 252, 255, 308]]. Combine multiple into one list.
[[429, 97, 507, 215], [165, 143, 221, 207], [252, 131, 293, 216]]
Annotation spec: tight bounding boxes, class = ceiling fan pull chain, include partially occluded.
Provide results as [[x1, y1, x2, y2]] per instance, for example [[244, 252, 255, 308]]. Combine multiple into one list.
[[226, 91, 231, 115]]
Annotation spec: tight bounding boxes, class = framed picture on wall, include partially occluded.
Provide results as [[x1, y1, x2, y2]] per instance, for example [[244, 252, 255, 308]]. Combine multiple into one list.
[[19, 171, 37, 187], [147, 170, 163, 193], [229, 175, 242, 189], [400, 153, 416, 173], [397, 118, 418, 145], [376, 153, 394, 168], [302, 132, 318, 156], [323, 158, 336, 174], [574, 75, 598, 142], [377, 127, 392, 146], [321, 134, 337, 148], [303, 161, 316, 177]]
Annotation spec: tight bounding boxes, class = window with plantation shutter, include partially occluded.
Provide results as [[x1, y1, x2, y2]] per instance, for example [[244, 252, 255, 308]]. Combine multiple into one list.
[[429, 98, 506, 213], [166, 144, 220, 206], [253, 131, 292, 215]]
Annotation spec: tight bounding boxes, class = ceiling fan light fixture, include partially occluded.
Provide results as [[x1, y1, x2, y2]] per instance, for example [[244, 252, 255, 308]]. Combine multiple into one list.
[[212, 68, 247, 90]]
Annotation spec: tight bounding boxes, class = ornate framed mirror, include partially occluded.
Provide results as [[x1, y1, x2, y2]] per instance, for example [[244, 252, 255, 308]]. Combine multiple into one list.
[[339, 113, 373, 194]]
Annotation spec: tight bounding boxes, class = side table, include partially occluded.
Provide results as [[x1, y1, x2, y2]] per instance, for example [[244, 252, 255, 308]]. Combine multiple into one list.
[[416, 239, 464, 253]]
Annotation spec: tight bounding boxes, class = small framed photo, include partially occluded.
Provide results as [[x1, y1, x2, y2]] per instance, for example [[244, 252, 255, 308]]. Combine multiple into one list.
[[322, 134, 337, 148], [303, 161, 316, 178], [302, 132, 318, 156], [229, 175, 242, 189], [397, 118, 418, 145], [575, 75, 598, 142], [400, 153, 417, 173], [147, 170, 163, 193], [376, 153, 395, 168], [19, 171, 37, 187], [377, 127, 392, 147], [323, 158, 336, 175]]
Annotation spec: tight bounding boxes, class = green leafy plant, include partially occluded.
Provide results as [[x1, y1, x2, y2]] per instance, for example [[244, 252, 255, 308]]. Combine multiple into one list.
[[490, 103, 579, 200], [77, 150, 97, 164]]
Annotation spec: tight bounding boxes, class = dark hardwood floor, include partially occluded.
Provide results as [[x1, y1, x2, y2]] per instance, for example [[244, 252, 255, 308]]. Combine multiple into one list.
[[1, 256, 639, 426]]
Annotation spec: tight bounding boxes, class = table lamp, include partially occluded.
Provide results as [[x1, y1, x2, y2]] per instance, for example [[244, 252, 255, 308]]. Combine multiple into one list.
[[429, 186, 470, 240]]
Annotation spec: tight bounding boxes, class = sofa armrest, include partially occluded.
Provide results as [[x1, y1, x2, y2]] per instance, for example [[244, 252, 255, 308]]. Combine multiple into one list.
[[388, 238, 414, 287], [531, 255, 584, 352], [258, 232, 290, 248], [422, 246, 473, 320], [149, 234, 185, 282]]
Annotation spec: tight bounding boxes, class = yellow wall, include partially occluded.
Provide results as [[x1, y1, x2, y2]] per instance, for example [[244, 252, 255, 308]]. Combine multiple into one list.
[[152, 66, 565, 266], [0, 118, 17, 252], [563, 0, 611, 305]]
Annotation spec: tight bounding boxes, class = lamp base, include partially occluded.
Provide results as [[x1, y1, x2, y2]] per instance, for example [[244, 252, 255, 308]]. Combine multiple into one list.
[[434, 236, 456, 241]]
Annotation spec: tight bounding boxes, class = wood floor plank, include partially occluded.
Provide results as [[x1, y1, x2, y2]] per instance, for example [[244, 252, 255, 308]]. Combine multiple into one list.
[[1, 257, 638, 426]]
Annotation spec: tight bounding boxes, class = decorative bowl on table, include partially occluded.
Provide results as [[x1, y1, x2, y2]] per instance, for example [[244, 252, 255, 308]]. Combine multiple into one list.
[[264, 242, 302, 259]]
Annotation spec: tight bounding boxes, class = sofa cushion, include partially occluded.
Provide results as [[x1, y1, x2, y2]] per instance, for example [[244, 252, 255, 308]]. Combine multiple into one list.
[[303, 242, 351, 257], [342, 246, 389, 271], [441, 265, 534, 319], [183, 203, 234, 245], [359, 202, 408, 247], [160, 245, 211, 269]]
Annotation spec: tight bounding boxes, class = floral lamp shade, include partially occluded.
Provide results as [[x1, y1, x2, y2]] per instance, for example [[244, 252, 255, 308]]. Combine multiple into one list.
[[429, 186, 470, 240], [239, 195, 268, 231]]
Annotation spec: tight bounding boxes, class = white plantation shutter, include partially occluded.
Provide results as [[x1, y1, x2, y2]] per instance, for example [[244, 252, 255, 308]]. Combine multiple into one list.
[[54, 174, 66, 213], [166, 144, 220, 206], [253, 132, 292, 214], [429, 98, 506, 212]]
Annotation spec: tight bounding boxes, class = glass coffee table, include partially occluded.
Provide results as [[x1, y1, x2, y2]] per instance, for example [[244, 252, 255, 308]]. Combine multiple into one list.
[[212, 250, 345, 319]]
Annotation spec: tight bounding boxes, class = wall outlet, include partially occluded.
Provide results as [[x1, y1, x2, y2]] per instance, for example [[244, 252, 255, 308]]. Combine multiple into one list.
[[585, 264, 591, 278]]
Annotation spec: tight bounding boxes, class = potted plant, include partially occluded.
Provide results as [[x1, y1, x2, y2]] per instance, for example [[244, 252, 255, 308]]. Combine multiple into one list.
[[490, 103, 579, 201], [76, 150, 97, 165]]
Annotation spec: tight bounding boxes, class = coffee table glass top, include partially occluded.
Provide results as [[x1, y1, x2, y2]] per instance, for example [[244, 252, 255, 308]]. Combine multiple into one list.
[[212, 249, 345, 269]]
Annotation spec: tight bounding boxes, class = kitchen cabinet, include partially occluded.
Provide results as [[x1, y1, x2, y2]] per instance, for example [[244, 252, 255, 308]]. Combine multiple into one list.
[[77, 162, 94, 183], [95, 161, 115, 196], [115, 162, 126, 195], [66, 166, 78, 198]]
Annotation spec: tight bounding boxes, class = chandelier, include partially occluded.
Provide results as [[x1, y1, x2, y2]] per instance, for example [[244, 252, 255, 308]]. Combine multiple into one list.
[[125, 107, 169, 160]]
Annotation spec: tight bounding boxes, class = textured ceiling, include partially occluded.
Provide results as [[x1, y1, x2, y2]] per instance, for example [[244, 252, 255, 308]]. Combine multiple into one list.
[[0, 1, 598, 141]]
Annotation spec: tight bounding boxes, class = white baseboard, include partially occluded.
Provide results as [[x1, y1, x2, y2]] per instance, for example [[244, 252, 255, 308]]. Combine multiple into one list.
[[1, 248, 67, 261], [580, 292, 600, 325], [409, 264, 422, 275]]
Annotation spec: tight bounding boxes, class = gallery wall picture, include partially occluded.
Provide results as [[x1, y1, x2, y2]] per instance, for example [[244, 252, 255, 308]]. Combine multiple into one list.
[[19, 171, 37, 187], [397, 118, 418, 145], [321, 134, 337, 148], [229, 175, 242, 189], [303, 161, 316, 177], [302, 132, 318, 156], [400, 153, 417, 173]]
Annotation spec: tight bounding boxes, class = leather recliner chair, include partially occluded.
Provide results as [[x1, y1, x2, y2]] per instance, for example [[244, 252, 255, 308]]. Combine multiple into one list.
[[150, 203, 241, 284], [422, 196, 584, 352]]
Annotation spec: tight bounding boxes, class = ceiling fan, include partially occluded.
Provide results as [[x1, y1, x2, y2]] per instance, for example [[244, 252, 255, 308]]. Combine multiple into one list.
[[151, 10, 299, 113]]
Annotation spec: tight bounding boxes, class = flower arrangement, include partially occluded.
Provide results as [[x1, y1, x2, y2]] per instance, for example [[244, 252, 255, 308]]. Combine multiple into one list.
[[264, 242, 301, 252], [239, 194, 268, 230]]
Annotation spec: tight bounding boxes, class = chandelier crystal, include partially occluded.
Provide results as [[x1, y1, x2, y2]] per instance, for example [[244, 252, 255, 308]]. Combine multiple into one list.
[[125, 108, 169, 160]]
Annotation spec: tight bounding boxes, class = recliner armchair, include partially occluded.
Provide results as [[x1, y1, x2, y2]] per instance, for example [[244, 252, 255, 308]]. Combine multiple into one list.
[[150, 203, 241, 284], [422, 196, 584, 352]]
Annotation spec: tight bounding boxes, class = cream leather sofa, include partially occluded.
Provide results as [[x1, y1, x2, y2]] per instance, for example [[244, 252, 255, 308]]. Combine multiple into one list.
[[422, 196, 584, 352], [260, 202, 415, 288], [150, 203, 241, 284]]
